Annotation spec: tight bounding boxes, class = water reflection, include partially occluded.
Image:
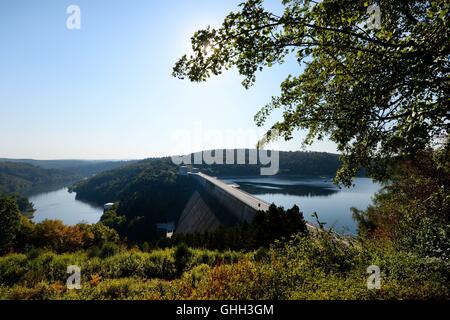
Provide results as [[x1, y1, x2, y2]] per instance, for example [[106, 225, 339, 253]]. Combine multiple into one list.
[[237, 181, 339, 197], [29, 187, 103, 225], [25, 180, 79, 197], [221, 176, 380, 235]]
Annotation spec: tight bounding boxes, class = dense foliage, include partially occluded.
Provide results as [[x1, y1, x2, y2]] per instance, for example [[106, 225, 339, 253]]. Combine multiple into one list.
[[75, 158, 196, 242], [174, 0, 450, 185], [74, 151, 342, 206], [0, 231, 448, 300], [0, 162, 75, 195], [73, 151, 342, 242], [74, 158, 176, 204], [0, 197, 21, 254], [0, 159, 134, 178], [0, 214, 119, 255], [173, 204, 308, 250], [0, 159, 448, 299], [352, 149, 450, 261], [0, 195, 35, 217]]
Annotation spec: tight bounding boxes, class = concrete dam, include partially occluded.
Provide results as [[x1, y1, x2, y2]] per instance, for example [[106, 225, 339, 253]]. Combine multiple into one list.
[[175, 172, 270, 234]]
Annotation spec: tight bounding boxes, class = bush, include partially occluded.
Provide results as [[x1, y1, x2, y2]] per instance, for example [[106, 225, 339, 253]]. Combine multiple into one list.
[[0, 254, 28, 286], [1, 282, 57, 300], [98, 242, 120, 259], [0, 234, 448, 300], [0, 197, 21, 253], [32, 220, 84, 253], [174, 243, 192, 275], [353, 151, 450, 261], [253, 247, 270, 262], [172, 204, 308, 251], [103, 252, 147, 278], [145, 250, 176, 279], [79, 224, 119, 248]]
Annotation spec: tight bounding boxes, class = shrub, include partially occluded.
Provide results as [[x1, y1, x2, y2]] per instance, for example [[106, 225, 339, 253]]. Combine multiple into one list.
[[253, 247, 270, 262], [353, 151, 450, 261], [103, 252, 147, 278], [0, 197, 21, 253], [174, 243, 192, 275], [2, 282, 56, 300], [144, 249, 176, 279], [79, 223, 119, 248], [32, 220, 84, 253], [98, 242, 120, 259], [0, 235, 448, 300], [0, 254, 28, 286]]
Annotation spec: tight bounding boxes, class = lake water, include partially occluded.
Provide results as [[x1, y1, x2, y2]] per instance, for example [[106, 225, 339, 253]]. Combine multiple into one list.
[[29, 187, 103, 225], [28, 177, 380, 234], [221, 176, 381, 235]]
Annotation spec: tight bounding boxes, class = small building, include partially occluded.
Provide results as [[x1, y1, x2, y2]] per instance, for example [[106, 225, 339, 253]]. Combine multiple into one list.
[[104, 203, 115, 211], [191, 167, 200, 174], [179, 166, 189, 175], [156, 222, 175, 238]]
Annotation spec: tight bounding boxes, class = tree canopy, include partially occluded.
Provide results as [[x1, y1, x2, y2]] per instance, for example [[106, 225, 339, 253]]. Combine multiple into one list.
[[173, 0, 450, 185], [0, 197, 21, 253]]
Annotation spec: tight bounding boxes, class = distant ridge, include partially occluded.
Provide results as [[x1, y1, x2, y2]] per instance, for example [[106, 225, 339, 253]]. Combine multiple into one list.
[[0, 161, 75, 195], [72, 150, 344, 241], [0, 158, 137, 177]]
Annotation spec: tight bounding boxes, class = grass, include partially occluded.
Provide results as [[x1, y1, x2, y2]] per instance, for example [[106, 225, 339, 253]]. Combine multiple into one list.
[[0, 233, 448, 300]]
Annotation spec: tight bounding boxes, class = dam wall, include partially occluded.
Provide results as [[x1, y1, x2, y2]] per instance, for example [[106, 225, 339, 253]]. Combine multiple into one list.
[[175, 173, 270, 235]]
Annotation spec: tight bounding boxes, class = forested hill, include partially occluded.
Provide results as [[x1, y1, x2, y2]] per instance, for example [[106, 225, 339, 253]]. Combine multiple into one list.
[[74, 158, 176, 204], [198, 150, 341, 176], [74, 150, 342, 203], [0, 159, 135, 177], [71, 150, 342, 241], [74, 158, 195, 242], [0, 162, 76, 195]]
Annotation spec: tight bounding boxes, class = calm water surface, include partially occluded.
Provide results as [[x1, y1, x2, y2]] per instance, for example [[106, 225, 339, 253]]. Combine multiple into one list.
[[29, 187, 103, 225], [28, 177, 380, 234], [221, 176, 381, 235]]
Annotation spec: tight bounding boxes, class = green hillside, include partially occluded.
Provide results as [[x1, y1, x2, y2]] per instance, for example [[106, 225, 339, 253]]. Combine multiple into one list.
[[0, 159, 135, 177], [72, 150, 344, 242], [74, 150, 342, 204], [74, 158, 195, 242], [0, 162, 76, 195]]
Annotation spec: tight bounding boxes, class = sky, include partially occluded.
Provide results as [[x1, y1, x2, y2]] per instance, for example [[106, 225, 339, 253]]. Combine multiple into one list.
[[0, 0, 337, 160]]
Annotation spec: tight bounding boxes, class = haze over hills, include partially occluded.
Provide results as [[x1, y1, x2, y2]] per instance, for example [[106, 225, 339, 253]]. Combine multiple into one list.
[[0, 150, 345, 241], [73, 150, 344, 242], [0, 159, 137, 177], [74, 150, 343, 203], [0, 159, 136, 196], [0, 162, 75, 195]]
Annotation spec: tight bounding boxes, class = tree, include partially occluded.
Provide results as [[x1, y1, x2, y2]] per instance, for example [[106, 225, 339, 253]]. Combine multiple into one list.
[[32, 220, 85, 253], [174, 242, 192, 275], [0, 197, 21, 253], [100, 209, 127, 235], [173, 0, 450, 185], [352, 149, 450, 260], [78, 223, 119, 248]]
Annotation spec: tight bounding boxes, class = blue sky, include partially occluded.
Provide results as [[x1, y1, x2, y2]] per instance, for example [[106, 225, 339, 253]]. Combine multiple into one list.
[[0, 0, 337, 160]]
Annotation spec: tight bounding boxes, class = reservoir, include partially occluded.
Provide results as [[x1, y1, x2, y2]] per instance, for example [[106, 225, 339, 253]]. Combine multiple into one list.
[[28, 177, 381, 234], [221, 176, 381, 235], [29, 187, 103, 225]]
